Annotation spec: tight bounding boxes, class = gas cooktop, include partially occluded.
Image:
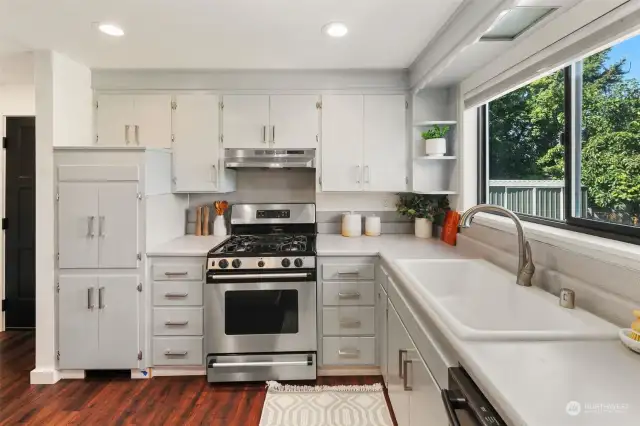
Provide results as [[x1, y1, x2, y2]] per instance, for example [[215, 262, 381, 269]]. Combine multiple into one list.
[[209, 234, 316, 257]]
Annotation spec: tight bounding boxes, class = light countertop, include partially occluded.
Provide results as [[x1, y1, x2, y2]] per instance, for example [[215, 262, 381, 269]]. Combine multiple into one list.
[[317, 233, 460, 259], [147, 235, 228, 256]]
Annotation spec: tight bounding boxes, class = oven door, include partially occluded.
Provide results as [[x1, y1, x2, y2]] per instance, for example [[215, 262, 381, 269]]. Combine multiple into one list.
[[205, 271, 316, 355]]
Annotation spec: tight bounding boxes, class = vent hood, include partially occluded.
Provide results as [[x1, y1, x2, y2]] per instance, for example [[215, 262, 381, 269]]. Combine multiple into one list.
[[224, 149, 316, 169]]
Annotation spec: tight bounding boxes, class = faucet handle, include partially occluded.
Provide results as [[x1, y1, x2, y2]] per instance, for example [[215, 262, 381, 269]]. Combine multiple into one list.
[[516, 240, 535, 287]]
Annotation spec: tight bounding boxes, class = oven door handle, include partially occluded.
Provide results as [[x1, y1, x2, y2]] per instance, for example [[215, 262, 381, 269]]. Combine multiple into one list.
[[209, 360, 311, 368], [441, 389, 462, 426], [208, 272, 311, 280]]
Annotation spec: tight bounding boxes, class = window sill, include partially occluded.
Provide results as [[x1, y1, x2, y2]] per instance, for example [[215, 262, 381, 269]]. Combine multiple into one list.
[[470, 213, 640, 271]]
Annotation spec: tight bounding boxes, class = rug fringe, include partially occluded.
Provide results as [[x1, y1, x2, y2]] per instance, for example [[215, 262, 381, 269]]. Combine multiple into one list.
[[265, 381, 383, 393]]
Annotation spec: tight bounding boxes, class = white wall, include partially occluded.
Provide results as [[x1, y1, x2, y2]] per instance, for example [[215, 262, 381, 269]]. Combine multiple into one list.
[[30, 50, 91, 385]]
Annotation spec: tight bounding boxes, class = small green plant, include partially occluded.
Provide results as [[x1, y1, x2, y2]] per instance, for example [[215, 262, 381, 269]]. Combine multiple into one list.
[[421, 125, 450, 140], [396, 194, 449, 222]]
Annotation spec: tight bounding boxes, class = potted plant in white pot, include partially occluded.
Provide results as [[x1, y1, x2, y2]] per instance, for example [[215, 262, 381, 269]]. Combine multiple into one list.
[[396, 194, 447, 239], [421, 125, 450, 156]]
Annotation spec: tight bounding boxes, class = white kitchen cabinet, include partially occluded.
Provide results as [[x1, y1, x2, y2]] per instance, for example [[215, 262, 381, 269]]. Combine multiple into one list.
[[269, 95, 319, 148], [364, 95, 408, 192], [321, 94, 407, 192], [321, 95, 364, 191], [171, 94, 236, 193], [95, 94, 172, 148], [376, 281, 389, 386], [408, 353, 449, 426], [57, 181, 140, 269], [58, 275, 140, 370], [387, 301, 413, 426], [222, 95, 270, 149]]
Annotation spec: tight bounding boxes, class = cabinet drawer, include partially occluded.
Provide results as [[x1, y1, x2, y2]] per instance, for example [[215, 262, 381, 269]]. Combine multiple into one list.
[[322, 337, 375, 365], [153, 337, 203, 366], [153, 307, 203, 336], [322, 264, 375, 281], [153, 281, 203, 306], [323, 281, 375, 306], [153, 264, 203, 281], [323, 307, 375, 336]]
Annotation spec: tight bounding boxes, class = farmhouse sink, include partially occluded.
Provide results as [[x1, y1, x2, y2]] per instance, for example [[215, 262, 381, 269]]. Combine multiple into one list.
[[395, 258, 619, 341]]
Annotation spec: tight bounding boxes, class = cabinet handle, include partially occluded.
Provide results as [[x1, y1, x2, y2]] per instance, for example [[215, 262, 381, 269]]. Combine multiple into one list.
[[398, 349, 407, 378], [87, 288, 94, 310], [340, 319, 362, 328], [165, 320, 189, 326], [262, 125, 267, 143], [211, 164, 218, 187], [87, 216, 95, 238], [134, 125, 140, 145], [99, 216, 106, 237], [164, 350, 188, 357], [272, 125, 275, 143], [356, 165, 361, 183], [338, 348, 360, 358], [337, 271, 359, 276], [98, 287, 105, 309], [365, 165, 370, 183], [338, 292, 361, 299], [164, 292, 188, 298], [164, 271, 188, 277], [403, 359, 413, 391], [125, 125, 130, 145]]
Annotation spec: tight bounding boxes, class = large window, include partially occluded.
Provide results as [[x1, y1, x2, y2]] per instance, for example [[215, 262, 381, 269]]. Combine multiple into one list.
[[480, 33, 640, 240]]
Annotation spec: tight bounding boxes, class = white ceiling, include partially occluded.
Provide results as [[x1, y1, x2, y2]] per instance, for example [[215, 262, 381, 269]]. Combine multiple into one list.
[[0, 0, 465, 70]]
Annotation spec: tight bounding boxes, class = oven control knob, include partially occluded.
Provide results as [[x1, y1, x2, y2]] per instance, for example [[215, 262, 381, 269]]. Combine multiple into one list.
[[218, 259, 229, 269], [294, 258, 304, 268], [281, 258, 291, 268], [258, 260, 265, 268], [232, 259, 242, 269]]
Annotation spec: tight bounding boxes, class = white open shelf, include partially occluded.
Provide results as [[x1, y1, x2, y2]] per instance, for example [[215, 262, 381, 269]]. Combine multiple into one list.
[[414, 155, 457, 160], [414, 190, 458, 195], [413, 120, 457, 127]]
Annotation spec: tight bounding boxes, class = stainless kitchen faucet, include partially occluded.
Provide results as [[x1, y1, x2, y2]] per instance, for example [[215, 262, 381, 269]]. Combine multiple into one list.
[[459, 204, 535, 287]]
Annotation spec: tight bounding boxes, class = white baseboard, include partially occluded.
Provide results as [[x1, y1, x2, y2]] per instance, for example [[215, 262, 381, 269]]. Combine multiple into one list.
[[152, 366, 206, 377], [30, 368, 61, 384], [59, 370, 85, 380], [318, 366, 381, 376]]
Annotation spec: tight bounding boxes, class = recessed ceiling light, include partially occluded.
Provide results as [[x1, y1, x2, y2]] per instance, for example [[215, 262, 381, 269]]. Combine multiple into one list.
[[322, 22, 348, 38], [98, 23, 125, 37], [481, 7, 557, 41]]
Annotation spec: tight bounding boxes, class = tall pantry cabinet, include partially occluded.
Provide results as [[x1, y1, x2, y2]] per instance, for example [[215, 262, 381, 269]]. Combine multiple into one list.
[[54, 147, 185, 370]]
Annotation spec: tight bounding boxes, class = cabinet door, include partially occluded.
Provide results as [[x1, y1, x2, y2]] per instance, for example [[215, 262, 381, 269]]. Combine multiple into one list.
[[222, 95, 270, 149], [364, 95, 408, 192], [376, 283, 389, 386], [58, 182, 99, 269], [321, 95, 364, 191], [98, 183, 139, 268], [97, 275, 140, 368], [269, 95, 319, 148], [172, 94, 221, 192], [133, 95, 172, 148], [96, 95, 134, 146], [58, 276, 99, 369], [408, 353, 449, 426], [387, 302, 412, 426]]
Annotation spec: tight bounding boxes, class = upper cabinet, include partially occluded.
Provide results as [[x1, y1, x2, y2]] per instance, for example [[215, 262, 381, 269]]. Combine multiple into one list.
[[171, 94, 235, 193], [222, 95, 319, 149], [95, 94, 172, 148], [321, 94, 407, 192]]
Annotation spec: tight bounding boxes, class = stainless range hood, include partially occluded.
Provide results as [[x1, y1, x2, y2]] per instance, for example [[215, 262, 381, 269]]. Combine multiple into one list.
[[224, 149, 315, 169]]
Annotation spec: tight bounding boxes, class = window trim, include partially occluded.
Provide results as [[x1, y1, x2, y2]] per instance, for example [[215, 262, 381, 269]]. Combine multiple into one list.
[[478, 64, 640, 245]]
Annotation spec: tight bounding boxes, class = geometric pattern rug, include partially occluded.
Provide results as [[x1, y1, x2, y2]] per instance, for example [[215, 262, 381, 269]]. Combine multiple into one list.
[[259, 381, 394, 426]]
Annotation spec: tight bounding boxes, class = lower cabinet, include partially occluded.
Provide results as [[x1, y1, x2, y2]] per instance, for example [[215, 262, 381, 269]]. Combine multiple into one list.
[[376, 280, 388, 386], [387, 302, 413, 426], [58, 275, 140, 369]]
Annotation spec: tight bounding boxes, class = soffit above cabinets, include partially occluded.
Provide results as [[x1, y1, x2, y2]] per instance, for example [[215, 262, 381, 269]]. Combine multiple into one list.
[[0, 0, 464, 69]]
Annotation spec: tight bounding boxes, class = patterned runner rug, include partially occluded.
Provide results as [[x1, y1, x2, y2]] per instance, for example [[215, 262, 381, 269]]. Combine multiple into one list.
[[259, 381, 394, 426]]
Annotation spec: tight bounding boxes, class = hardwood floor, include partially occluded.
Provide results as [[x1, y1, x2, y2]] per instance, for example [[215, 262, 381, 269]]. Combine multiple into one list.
[[1, 331, 395, 425]]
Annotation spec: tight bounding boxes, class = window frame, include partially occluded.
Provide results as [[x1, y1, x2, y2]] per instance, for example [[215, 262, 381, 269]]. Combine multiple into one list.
[[478, 64, 640, 245]]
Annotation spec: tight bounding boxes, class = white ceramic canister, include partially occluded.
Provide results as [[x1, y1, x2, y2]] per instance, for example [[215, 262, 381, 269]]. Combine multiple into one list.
[[365, 215, 381, 236], [341, 212, 362, 237]]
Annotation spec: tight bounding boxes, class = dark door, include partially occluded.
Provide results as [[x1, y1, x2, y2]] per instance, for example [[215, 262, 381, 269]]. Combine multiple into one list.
[[4, 117, 36, 328]]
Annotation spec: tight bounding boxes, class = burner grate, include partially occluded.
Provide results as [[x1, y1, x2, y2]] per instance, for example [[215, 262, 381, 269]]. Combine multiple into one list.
[[218, 234, 310, 254]]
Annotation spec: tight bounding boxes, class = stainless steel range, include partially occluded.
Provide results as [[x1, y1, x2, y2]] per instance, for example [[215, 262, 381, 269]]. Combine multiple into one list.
[[205, 203, 317, 383]]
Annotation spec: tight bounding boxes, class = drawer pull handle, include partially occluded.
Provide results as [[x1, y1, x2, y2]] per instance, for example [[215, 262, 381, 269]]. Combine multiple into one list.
[[340, 319, 362, 328], [338, 349, 361, 358], [338, 292, 361, 299], [165, 350, 188, 356], [403, 359, 413, 391], [337, 271, 360, 276], [165, 320, 189, 326], [399, 349, 407, 378], [164, 271, 188, 276], [164, 292, 188, 298]]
